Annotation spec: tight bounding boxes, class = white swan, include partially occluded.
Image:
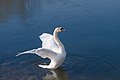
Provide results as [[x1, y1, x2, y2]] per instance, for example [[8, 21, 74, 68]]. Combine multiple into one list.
[[16, 27, 66, 69]]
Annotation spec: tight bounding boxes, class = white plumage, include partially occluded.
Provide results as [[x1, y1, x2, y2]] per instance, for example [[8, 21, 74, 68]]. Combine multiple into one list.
[[40, 33, 59, 53], [16, 27, 66, 69]]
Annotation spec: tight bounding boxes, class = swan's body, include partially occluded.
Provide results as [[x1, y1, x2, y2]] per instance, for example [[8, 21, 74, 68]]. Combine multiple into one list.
[[16, 27, 66, 69]]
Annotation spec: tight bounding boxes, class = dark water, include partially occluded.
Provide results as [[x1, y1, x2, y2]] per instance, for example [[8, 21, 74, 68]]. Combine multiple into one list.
[[0, 0, 120, 80]]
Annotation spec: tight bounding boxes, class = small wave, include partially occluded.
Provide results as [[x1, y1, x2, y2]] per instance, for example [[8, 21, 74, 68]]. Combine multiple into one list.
[[63, 55, 116, 75]]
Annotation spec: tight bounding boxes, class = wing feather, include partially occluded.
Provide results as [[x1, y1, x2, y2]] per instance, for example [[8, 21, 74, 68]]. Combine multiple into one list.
[[39, 33, 59, 52], [16, 48, 57, 59], [36, 48, 57, 59]]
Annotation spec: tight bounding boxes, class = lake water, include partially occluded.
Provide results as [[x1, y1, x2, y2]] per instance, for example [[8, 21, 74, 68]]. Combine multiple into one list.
[[0, 0, 120, 80]]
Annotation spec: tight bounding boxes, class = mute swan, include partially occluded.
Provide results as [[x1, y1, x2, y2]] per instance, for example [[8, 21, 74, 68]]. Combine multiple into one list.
[[16, 27, 66, 69]]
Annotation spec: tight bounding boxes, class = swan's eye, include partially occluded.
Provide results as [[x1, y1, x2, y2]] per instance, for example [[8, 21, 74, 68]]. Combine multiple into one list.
[[60, 27, 65, 32], [60, 27, 63, 30]]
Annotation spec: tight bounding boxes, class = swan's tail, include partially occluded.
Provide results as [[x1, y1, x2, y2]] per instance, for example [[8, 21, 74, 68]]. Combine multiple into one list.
[[16, 49, 37, 57]]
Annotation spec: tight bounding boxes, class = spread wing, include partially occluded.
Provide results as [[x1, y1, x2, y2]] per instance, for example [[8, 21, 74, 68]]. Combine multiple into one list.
[[39, 33, 59, 52], [16, 33, 59, 59], [16, 48, 57, 59]]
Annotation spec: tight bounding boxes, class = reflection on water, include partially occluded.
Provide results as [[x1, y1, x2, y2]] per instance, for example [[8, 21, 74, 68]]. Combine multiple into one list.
[[0, 0, 26, 22], [43, 68, 68, 80], [0, 56, 68, 80], [0, 55, 120, 80], [0, 0, 69, 23]]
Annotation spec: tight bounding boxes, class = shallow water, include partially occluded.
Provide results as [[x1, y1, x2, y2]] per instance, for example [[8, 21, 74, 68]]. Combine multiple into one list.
[[0, 0, 120, 80]]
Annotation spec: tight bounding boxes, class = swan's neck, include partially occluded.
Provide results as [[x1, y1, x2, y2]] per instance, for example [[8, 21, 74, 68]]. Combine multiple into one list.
[[53, 30, 64, 49]]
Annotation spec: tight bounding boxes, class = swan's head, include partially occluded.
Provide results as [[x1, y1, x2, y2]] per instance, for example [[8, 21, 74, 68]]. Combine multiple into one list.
[[55, 27, 65, 32]]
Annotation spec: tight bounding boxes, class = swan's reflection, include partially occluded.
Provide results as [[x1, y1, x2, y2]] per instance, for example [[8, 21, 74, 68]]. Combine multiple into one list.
[[42, 68, 68, 80]]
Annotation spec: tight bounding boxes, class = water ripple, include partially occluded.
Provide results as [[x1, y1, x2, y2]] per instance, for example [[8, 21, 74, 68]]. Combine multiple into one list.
[[63, 55, 117, 75], [0, 55, 119, 80]]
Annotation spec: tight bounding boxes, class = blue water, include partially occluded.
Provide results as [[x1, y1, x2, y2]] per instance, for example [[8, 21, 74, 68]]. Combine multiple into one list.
[[0, 0, 120, 80]]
